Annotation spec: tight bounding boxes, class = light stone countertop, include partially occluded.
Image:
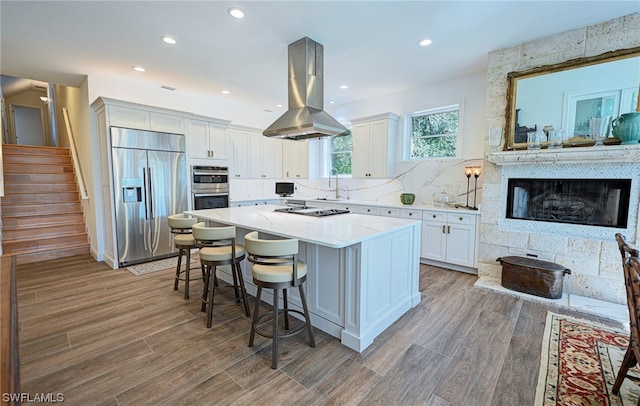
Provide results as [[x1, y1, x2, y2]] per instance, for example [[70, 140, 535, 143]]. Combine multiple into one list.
[[229, 197, 482, 215], [185, 204, 422, 249]]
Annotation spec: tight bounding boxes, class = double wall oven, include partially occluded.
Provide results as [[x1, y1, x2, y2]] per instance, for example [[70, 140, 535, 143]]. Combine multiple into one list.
[[191, 166, 229, 209]]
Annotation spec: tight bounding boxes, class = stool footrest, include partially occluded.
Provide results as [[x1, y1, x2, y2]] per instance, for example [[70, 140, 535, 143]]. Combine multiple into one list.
[[252, 309, 308, 339]]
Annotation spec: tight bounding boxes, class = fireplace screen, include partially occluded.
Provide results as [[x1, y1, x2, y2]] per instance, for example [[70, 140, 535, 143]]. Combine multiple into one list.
[[506, 178, 631, 228]]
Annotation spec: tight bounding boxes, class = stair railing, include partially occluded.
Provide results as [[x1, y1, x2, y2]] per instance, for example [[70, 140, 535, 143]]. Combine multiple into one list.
[[62, 107, 89, 200]]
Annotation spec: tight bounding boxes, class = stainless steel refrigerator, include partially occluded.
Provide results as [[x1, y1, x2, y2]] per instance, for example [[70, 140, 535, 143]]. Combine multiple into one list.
[[111, 127, 187, 266]]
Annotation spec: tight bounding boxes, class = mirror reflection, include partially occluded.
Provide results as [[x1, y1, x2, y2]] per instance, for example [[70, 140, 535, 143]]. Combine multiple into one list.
[[505, 47, 640, 149]]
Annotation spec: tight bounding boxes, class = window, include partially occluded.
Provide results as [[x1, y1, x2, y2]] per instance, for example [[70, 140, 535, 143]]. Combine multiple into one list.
[[330, 133, 352, 175], [409, 105, 460, 159]]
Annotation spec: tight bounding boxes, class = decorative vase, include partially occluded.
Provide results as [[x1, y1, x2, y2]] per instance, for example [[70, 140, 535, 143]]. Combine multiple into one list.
[[400, 193, 415, 205], [611, 112, 640, 145]]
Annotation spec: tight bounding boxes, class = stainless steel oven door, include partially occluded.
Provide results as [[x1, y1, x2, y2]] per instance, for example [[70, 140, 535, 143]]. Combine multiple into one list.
[[193, 193, 229, 210], [191, 167, 229, 192]]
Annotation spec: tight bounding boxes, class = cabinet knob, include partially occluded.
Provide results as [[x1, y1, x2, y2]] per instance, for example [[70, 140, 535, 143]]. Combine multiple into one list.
[[409, 213, 413, 216], [432, 214, 436, 218], [459, 217, 463, 221], [387, 210, 391, 214]]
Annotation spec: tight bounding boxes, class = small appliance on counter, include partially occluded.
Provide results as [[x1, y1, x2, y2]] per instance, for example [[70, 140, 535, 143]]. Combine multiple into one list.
[[276, 182, 294, 197]]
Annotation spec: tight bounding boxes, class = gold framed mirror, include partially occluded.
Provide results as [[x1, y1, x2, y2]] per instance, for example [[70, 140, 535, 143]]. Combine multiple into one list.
[[504, 46, 640, 150]]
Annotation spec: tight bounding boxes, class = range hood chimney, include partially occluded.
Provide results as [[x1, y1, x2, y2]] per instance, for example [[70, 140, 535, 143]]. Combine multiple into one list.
[[263, 37, 350, 140]]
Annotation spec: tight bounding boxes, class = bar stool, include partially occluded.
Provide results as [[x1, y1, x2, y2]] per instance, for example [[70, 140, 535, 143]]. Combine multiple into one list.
[[168, 213, 202, 299], [244, 231, 316, 369], [192, 222, 251, 328]]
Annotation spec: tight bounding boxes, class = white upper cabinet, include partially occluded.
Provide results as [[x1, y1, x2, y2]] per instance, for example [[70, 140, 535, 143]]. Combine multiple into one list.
[[250, 133, 283, 179], [229, 128, 251, 178], [351, 113, 398, 178], [281, 139, 320, 179], [186, 119, 229, 162], [107, 105, 184, 134], [150, 112, 184, 134]]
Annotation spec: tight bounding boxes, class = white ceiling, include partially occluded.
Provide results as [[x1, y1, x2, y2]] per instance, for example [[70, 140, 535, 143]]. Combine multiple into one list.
[[1, 1, 638, 111]]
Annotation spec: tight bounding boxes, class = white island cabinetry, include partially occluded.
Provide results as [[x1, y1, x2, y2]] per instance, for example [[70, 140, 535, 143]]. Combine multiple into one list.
[[186, 205, 421, 352]]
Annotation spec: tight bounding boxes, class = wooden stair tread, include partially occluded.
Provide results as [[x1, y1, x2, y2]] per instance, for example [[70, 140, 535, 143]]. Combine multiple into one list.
[[2, 144, 88, 261]]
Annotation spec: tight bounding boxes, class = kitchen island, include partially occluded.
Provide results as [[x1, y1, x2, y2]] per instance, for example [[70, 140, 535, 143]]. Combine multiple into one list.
[[185, 204, 421, 352]]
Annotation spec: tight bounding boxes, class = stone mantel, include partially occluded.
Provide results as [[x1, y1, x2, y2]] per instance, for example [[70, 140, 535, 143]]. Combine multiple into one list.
[[487, 144, 640, 166]]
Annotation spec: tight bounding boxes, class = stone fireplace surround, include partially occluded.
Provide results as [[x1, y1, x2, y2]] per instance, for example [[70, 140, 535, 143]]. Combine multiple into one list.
[[479, 13, 640, 306]]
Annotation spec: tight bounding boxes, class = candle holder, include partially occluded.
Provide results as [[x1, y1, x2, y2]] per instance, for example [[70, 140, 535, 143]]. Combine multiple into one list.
[[464, 167, 472, 208], [471, 166, 482, 210]]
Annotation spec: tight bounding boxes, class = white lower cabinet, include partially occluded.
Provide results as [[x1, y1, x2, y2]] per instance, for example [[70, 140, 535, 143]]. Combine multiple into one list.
[[421, 210, 476, 269]]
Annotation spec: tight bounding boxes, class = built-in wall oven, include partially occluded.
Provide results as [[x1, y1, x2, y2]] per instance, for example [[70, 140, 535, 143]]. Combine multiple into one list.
[[191, 166, 229, 209]]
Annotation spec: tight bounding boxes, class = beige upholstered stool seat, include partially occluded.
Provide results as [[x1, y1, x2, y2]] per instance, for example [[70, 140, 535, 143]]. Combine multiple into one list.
[[252, 259, 308, 283], [174, 234, 195, 247], [245, 231, 315, 369], [199, 245, 246, 262], [168, 213, 203, 300], [193, 222, 250, 328]]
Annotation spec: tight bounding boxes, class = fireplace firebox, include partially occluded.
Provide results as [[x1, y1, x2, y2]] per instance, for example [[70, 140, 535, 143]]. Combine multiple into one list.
[[506, 178, 631, 228]]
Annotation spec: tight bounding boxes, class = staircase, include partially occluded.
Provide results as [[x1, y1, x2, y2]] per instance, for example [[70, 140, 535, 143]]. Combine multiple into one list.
[[1, 144, 90, 264]]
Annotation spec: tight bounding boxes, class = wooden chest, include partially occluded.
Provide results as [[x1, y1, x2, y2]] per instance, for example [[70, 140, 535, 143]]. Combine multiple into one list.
[[496, 256, 571, 299]]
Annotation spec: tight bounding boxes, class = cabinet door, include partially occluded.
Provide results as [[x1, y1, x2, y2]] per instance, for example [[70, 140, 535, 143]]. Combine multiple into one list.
[[208, 124, 229, 160], [109, 106, 149, 130], [282, 140, 308, 179], [262, 136, 283, 178], [150, 112, 184, 134], [421, 222, 447, 261], [445, 223, 476, 267], [352, 122, 371, 178], [230, 130, 250, 178], [186, 119, 210, 160], [368, 119, 391, 178], [249, 133, 263, 178]]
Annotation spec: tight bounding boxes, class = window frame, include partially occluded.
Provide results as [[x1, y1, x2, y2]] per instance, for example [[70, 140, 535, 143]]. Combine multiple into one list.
[[323, 129, 353, 177], [406, 103, 463, 160]]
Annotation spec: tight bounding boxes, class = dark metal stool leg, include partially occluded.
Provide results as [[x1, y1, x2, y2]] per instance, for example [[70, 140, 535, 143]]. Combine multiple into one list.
[[184, 247, 192, 299], [174, 248, 183, 291], [234, 263, 251, 317], [249, 287, 262, 347], [206, 266, 217, 328], [283, 289, 289, 330], [272, 288, 279, 369], [299, 284, 316, 347], [201, 265, 211, 312]]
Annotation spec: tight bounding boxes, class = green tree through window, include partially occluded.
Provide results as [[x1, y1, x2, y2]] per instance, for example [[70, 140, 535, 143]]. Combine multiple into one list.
[[331, 133, 352, 175], [410, 106, 459, 158]]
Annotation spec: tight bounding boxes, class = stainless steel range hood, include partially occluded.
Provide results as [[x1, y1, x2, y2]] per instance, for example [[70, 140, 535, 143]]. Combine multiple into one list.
[[263, 37, 350, 140]]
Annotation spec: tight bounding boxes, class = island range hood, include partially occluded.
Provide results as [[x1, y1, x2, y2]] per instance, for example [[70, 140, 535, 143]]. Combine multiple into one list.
[[263, 37, 350, 140]]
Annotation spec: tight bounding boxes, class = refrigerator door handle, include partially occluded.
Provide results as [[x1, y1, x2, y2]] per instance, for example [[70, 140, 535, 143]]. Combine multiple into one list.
[[142, 167, 149, 220], [147, 167, 154, 219]]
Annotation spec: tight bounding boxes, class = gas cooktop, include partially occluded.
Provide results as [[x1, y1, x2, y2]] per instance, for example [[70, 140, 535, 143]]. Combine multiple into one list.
[[273, 207, 350, 217]]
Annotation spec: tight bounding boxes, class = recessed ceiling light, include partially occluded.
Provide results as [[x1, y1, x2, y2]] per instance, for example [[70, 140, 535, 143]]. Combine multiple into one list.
[[221, 90, 230, 95], [418, 38, 432, 47], [133, 66, 145, 72], [339, 85, 348, 90], [227, 8, 245, 19], [329, 101, 335, 104], [161, 36, 177, 45], [276, 104, 283, 108]]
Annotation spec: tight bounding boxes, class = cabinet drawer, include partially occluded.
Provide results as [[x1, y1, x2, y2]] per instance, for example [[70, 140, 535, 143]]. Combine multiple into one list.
[[358, 206, 380, 215], [399, 209, 421, 219], [446, 213, 476, 225], [379, 207, 400, 217], [422, 210, 446, 222]]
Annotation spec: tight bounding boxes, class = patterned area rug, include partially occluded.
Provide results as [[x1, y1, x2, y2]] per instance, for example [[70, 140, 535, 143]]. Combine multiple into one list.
[[535, 312, 640, 405], [126, 254, 199, 276]]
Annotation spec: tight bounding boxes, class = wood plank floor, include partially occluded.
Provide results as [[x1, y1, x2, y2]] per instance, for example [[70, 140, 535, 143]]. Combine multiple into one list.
[[16, 254, 624, 405]]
